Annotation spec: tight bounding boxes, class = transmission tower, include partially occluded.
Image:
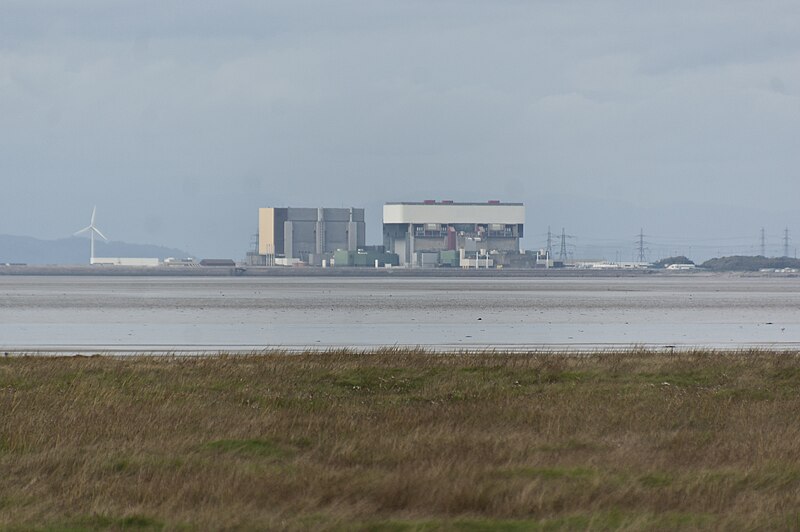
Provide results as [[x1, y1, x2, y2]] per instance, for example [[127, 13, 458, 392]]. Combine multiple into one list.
[[784, 227, 790, 258], [546, 226, 553, 257], [760, 227, 766, 257], [636, 228, 649, 263], [556, 228, 577, 261], [250, 231, 259, 254], [554, 228, 576, 262]]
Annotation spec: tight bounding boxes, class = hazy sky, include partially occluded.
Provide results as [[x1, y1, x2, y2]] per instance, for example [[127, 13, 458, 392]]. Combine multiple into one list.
[[1, 1, 799, 260]]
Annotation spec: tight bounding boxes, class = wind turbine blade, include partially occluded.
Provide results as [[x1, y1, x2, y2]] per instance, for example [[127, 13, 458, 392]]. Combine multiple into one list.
[[91, 206, 97, 225], [74, 226, 92, 236], [92, 227, 109, 241]]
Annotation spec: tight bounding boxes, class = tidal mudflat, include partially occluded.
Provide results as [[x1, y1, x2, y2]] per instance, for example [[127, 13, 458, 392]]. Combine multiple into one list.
[[1, 274, 800, 352]]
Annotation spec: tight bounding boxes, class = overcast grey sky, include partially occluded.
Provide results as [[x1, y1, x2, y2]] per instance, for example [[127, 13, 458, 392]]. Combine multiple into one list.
[[1, 1, 799, 260]]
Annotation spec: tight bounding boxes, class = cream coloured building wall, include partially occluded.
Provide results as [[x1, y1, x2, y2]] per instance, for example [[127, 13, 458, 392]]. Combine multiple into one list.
[[383, 203, 525, 225], [258, 208, 275, 256]]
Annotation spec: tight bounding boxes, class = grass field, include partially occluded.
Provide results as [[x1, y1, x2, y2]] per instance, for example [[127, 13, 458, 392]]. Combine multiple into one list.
[[3, 349, 800, 530]]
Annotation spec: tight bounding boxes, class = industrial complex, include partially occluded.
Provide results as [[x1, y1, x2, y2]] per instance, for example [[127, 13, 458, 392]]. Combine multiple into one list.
[[41, 201, 792, 272], [37, 199, 723, 271], [66, 200, 573, 269], [244, 201, 531, 269]]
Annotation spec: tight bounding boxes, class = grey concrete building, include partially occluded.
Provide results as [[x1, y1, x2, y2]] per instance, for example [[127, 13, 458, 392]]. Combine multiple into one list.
[[258, 207, 365, 265]]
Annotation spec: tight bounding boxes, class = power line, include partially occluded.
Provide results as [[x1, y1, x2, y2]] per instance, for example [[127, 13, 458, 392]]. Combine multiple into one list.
[[531, 229, 795, 261]]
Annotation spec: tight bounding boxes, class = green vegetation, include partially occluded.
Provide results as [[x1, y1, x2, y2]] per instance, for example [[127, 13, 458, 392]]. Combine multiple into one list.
[[651, 255, 694, 268], [700, 255, 800, 271], [4, 349, 800, 529], [203, 438, 290, 458]]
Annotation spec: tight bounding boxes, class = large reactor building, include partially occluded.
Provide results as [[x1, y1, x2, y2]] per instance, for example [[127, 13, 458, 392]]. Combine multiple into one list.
[[383, 201, 525, 267], [258, 207, 366, 265]]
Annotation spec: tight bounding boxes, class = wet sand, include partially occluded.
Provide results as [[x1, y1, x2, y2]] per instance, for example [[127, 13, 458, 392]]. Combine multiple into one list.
[[2, 275, 800, 353]]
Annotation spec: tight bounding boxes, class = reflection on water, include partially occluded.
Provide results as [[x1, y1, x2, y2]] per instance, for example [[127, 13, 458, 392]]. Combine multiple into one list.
[[1, 275, 800, 352]]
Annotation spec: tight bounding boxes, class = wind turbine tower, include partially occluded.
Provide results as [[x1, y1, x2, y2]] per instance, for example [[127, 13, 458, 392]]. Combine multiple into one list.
[[74, 206, 108, 264]]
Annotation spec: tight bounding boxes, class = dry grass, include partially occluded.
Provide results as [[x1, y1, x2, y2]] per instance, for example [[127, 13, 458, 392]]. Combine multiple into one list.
[[3, 349, 800, 530]]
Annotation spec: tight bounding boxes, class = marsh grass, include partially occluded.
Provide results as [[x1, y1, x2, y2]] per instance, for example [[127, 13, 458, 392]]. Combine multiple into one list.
[[3, 349, 800, 529]]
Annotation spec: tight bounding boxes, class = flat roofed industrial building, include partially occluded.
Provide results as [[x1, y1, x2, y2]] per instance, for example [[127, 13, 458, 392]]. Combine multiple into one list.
[[258, 207, 366, 265], [383, 201, 524, 266]]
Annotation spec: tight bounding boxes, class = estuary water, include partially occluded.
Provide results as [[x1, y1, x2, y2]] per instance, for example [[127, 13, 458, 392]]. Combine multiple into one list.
[[2, 275, 800, 353]]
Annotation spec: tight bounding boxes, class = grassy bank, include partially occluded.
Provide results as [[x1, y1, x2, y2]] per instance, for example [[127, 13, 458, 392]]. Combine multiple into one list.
[[2, 349, 800, 530]]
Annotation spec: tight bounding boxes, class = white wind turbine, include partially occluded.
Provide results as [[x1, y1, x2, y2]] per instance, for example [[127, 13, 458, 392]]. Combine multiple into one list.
[[74, 206, 108, 264]]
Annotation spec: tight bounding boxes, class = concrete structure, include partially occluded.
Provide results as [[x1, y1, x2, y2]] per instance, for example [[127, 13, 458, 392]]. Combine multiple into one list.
[[258, 207, 366, 265], [333, 247, 399, 267], [163, 257, 197, 266], [199, 259, 236, 267], [92, 257, 160, 267], [458, 246, 496, 269], [383, 201, 525, 266]]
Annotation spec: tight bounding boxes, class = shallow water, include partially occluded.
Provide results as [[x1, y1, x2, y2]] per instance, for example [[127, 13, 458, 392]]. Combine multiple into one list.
[[1, 275, 800, 352]]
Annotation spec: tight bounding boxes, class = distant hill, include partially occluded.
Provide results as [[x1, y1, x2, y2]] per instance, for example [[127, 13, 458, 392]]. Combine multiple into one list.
[[0, 235, 193, 265], [700, 256, 800, 272]]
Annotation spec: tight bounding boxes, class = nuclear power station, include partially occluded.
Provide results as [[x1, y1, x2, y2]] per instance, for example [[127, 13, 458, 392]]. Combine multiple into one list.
[[248, 200, 528, 268]]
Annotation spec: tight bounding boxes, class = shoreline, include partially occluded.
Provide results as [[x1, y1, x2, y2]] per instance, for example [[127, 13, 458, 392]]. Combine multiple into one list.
[[5, 343, 800, 356], [0, 264, 790, 277]]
